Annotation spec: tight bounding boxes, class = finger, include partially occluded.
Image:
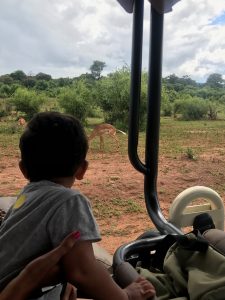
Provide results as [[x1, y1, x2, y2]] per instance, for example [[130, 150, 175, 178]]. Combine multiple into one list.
[[134, 276, 146, 283], [54, 231, 81, 257], [140, 284, 156, 298], [61, 283, 77, 300], [69, 290, 77, 300], [141, 287, 156, 295], [41, 231, 81, 265], [141, 282, 155, 293], [135, 277, 156, 298], [23, 231, 80, 279]]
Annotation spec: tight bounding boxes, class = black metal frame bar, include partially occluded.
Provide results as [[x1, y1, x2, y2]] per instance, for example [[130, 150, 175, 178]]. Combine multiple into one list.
[[128, 0, 182, 234]]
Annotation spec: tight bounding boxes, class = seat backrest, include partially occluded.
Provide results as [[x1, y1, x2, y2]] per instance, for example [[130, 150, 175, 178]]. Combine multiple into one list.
[[203, 228, 225, 255]]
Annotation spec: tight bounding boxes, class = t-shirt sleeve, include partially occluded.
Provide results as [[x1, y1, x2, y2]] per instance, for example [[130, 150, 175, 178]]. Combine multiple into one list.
[[46, 193, 101, 247]]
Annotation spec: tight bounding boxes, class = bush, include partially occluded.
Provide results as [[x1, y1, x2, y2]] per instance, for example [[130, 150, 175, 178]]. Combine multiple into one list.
[[58, 80, 92, 124], [10, 88, 45, 120], [161, 100, 173, 117], [207, 101, 220, 120], [174, 97, 208, 120], [185, 147, 197, 160], [0, 85, 11, 98], [96, 67, 147, 130]]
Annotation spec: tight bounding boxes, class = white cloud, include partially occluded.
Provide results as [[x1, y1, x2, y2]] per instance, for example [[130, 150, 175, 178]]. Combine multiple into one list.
[[0, 0, 225, 82], [162, 0, 225, 81]]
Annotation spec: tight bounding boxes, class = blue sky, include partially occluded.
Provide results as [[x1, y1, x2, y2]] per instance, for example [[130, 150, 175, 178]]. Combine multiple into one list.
[[211, 12, 225, 25], [0, 0, 225, 82]]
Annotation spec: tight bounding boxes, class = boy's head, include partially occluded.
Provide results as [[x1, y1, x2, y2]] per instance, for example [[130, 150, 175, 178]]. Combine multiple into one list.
[[19, 112, 88, 182]]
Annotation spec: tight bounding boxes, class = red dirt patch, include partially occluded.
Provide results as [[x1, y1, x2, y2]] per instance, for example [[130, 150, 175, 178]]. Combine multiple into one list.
[[0, 150, 225, 254]]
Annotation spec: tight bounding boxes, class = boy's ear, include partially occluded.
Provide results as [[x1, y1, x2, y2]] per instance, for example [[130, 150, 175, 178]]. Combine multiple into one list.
[[19, 160, 29, 179], [75, 160, 88, 180]]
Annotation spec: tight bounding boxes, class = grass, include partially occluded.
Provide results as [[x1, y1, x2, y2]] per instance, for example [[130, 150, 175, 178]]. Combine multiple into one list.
[[1, 116, 225, 160], [0, 122, 21, 157], [93, 197, 144, 219], [159, 118, 225, 158], [185, 147, 197, 160], [124, 118, 225, 163]]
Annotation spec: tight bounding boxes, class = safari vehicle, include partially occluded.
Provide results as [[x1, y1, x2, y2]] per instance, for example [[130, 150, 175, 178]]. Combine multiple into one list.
[[0, 0, 225, 299], [111, 0, 225, 294]]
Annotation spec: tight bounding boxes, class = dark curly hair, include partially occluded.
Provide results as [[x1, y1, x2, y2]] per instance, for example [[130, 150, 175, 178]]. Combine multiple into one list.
[[19, 112, 88, 182]]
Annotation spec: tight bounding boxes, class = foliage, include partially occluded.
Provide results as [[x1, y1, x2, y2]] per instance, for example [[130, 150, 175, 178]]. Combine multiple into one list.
[[96, 67, 148, 130], [161, 86, 174, 116], [0, 84, 12, 98], [0, 68, 224, 124], [58, 80, 91, 123], [76, 73, 95, 86], [174, 96, 208, 120], [35, 72, 52, 81], [96, 67, 140, 130], [23, 77, 36, 88], [207, 101, 220, 120], [56, 77, 72, 87], [90, 61, 106, 80], [0, 75, 14, 85], [164, 74, 197, 92], [206, 73, 224, 88], [10, 88, 45, 120], [10, 70, 27, 82], [35, 80, 49, 91], [185, 147, 197, 160]]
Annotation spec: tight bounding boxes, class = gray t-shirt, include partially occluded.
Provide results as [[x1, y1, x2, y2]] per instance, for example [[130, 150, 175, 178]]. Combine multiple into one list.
[[0, 180, 101, 299]]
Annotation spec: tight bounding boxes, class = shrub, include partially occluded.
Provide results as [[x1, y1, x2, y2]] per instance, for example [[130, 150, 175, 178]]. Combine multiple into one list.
[[10, 88, 45, 120], [58, 80, 92, 124], [96, 67, 147, 130], [185, 147, 197, 160], [174, 97, 208, 120]]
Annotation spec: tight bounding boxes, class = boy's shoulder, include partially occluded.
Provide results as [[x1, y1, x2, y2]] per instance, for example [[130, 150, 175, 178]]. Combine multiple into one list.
[[25, 180, 80, 195], [17, 180, 88, 211]]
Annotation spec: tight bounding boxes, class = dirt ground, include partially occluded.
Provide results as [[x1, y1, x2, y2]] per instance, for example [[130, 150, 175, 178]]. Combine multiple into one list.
[[0, 148, 225, 255]]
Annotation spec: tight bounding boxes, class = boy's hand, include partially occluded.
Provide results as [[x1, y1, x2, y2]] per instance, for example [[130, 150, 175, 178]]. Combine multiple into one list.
[[124, 277, 156, 300]]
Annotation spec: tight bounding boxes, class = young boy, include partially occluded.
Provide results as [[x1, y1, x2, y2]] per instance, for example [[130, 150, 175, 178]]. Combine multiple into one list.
[[0, 112, 155, 300]]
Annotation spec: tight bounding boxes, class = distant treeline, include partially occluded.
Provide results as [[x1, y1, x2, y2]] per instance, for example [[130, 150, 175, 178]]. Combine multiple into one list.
[[0, 61, 225, 128]]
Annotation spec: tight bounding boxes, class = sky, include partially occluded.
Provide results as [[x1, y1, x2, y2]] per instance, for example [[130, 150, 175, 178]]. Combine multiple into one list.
[[0, 0, 225, 82]]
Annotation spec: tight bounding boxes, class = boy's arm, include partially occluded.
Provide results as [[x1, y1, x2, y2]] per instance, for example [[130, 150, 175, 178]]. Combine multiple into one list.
[[62, 241, 156, 300], [62, 240, 128, 300], [0, 232, 80, 300]]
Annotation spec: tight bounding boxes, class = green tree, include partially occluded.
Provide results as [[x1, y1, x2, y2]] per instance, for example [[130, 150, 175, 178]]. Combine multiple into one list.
[[0, 75, 14, 85], [164, 74, 197, 92], [76, 73, 96, 87], [161, 86, 176, 117], [58, 80, 91, 123], [56, 77, 72, 87], [96, 67, 147, 130], [174, 96, 208, 120], [90, 61, 106, 80], [0, 84, 11, 98], [206, 100, 221, 120], [10, 70, 27, 82], [206, 73, 224, 88], [10, 88, 45, 120], [35, 72, 52, 81], [23, 76, 36, 88], [35, 80, 49, 91]]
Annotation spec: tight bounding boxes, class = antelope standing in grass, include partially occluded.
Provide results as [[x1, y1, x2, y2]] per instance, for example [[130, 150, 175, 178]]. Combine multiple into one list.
[[88, 123, 126, 151]]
